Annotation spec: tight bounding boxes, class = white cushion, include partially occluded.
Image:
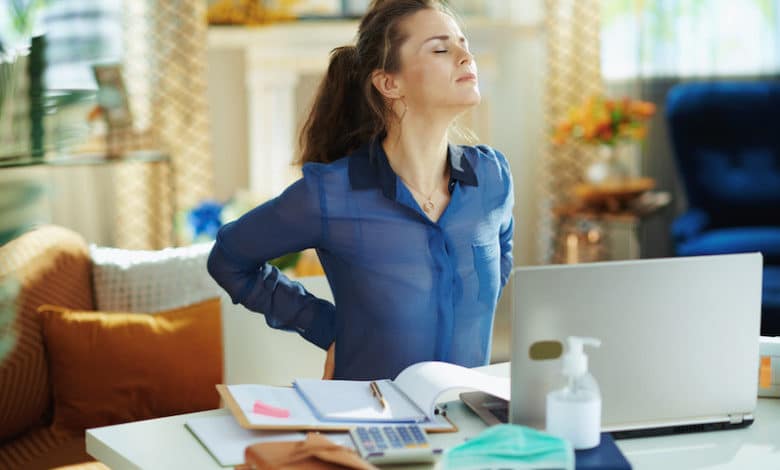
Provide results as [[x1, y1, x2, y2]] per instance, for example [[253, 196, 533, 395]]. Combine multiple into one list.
[[90, 242, 221, 313]]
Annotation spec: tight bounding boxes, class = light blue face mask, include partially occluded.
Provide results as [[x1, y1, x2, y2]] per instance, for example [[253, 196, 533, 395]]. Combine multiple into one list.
[[443, 424, 574, 470]]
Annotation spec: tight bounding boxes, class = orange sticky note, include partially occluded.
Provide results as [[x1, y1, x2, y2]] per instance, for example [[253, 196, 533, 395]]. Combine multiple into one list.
[[759, 356, 772, 389]]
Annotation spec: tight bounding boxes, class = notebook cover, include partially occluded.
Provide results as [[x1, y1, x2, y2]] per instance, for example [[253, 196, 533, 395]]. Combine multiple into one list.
[[575, 433, 632, 470]]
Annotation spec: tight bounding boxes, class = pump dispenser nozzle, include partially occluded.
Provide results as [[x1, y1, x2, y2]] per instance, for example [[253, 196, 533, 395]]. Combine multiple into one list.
[[562, 336, 601, 378]]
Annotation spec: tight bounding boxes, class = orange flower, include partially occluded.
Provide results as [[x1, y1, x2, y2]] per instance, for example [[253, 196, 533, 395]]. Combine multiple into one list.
[[552, 94, 655, 146], [629, 101, 656, 118]]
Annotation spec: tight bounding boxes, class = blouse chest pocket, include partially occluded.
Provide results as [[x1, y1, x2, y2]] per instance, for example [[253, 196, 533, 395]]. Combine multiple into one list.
[[472, 241, 501, 304]]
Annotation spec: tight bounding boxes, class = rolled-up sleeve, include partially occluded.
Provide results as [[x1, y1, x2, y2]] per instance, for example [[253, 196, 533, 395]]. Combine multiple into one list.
[[207, 167, 335, 349]]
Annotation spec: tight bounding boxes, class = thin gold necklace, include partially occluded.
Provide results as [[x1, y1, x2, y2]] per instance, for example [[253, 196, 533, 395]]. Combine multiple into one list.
[[399, 175, 441, 214]]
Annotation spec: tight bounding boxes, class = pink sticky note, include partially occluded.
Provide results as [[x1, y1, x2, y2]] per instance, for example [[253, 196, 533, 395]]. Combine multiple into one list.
[[253, 400, 290, 418]]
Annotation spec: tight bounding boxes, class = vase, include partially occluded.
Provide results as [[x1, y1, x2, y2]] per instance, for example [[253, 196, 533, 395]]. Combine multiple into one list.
[[27, 34, 47, 158], [584, 142, 640, 185]]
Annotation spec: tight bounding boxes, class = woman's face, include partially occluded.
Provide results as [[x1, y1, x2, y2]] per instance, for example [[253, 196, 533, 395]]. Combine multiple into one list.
[[393, 9, 480, 113]]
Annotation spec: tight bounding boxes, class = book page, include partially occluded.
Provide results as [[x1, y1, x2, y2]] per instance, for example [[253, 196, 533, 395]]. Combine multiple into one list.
[[393, 361, 510, 420]]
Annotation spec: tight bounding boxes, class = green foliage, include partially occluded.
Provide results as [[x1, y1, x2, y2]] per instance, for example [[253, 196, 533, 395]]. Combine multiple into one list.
[[0, 278, 20, 364], [7, 0, 48, 37], [268, 252, 302, 271]]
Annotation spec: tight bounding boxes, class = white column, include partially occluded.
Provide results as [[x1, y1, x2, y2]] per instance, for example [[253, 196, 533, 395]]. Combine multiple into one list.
[[245, 66, 300, 199]]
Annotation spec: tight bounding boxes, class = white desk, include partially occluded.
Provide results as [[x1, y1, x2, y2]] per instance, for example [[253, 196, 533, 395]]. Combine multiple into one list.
[[86, 363, 780, 470]]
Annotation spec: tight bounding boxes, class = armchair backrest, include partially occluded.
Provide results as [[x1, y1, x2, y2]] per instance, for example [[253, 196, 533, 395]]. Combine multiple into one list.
[[666, 81, 780, 227]]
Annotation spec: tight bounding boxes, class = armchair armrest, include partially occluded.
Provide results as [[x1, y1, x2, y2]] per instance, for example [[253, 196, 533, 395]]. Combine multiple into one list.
[[672, 209, 711, 245]]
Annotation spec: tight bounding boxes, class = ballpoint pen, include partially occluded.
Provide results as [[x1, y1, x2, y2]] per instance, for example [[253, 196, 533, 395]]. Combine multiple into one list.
[[370, 381, 388, 410]]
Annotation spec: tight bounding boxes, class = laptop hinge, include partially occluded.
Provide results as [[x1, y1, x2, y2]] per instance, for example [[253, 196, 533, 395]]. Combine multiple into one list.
[[728, 414, 743, 424]]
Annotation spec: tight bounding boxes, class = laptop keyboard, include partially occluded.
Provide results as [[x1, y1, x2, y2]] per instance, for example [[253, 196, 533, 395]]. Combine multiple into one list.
[[480, 397, 509, 423], [488, 405, 508, 424]]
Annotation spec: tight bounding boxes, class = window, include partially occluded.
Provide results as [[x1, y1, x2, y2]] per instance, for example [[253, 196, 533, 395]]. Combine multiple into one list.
[[0, 0, 122, 89], [601, 0, 780, 80]]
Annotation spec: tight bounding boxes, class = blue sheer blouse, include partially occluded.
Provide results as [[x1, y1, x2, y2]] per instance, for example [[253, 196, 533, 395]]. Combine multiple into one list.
[[207, 139, 514, 380]]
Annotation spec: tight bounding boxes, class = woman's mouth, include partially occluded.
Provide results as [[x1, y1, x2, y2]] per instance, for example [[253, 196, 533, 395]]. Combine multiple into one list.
[[456, 73, 478, 83]]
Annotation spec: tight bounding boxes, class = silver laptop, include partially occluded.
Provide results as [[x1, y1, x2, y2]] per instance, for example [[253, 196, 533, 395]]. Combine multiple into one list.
[[500, 253, 762, 438]]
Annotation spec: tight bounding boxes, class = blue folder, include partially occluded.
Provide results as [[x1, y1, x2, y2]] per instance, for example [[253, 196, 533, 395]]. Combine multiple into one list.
[[575, 433, 632, 470]]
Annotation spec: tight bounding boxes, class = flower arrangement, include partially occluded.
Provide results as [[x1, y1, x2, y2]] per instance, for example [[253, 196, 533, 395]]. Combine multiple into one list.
[[552, 96, 656, 147], [206, 0, 298, 25]]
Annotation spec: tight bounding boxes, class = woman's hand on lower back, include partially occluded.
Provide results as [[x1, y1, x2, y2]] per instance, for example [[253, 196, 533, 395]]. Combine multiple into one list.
[[323, 342, 335, 379]]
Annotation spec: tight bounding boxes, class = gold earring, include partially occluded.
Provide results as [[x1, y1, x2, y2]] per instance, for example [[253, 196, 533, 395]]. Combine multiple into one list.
[[397, 97, 407, 121]]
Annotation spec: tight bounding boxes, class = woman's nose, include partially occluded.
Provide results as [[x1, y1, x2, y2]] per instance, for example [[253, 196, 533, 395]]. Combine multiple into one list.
[[459, 49, 473, 65]]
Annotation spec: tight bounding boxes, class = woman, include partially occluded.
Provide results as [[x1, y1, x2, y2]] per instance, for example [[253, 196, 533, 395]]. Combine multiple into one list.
[[208, 0, 514, 380]]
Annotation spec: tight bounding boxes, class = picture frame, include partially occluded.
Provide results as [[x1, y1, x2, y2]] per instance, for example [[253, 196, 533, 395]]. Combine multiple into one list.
[[92, 63, 132, 129]]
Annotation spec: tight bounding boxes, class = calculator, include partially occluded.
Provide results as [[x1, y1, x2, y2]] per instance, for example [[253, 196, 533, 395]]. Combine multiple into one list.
[[348, 424, 442, 465]]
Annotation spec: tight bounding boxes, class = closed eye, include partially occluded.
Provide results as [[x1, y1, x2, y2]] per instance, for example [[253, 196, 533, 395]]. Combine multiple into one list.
[[434, 50, 448, 53]]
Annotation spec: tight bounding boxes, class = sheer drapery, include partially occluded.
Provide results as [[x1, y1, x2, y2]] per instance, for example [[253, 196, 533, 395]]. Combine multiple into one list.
[[539, 0, 604, 263], [117, 0, 214, 249], [602, 0, 780, 80]]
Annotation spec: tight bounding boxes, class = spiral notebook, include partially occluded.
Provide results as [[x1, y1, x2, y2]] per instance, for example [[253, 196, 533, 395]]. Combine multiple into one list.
[[293, 378, 427, 422]]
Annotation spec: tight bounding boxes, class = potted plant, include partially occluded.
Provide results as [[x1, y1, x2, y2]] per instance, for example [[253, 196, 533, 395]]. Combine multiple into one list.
[[0, 0, 49, 159]]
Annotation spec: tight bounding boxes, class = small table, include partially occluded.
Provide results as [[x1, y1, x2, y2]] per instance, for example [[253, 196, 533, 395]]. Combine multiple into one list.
[[553, 190, 672, 263], [86, 363, 780, 470]]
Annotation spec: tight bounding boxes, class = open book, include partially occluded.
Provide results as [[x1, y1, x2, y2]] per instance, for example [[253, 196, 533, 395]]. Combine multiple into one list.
[[217, 361, 510, 433]]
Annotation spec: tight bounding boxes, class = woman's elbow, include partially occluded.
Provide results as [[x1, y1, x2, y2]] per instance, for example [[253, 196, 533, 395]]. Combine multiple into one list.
[[207, 241, 229, 286]]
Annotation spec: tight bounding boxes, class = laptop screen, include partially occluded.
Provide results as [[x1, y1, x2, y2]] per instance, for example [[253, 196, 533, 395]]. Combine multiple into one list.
[[509, 253, 761, 434]]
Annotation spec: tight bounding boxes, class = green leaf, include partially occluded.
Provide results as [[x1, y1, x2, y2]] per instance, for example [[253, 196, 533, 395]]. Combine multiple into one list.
[[268, 252, 302, 271]]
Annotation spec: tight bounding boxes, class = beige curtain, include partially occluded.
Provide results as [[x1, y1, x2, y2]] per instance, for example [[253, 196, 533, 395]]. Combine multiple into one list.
[[114, 0, 215, 249], [539, 0, 604, 263]]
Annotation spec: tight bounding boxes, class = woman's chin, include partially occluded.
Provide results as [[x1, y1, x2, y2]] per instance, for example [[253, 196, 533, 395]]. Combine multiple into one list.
[[454, 94, 482, 109]]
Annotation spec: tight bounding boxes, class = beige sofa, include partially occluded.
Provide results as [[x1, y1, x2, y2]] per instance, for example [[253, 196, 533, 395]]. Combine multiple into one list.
[[0, 225, 331, 469], [0, 226, 113, 469]]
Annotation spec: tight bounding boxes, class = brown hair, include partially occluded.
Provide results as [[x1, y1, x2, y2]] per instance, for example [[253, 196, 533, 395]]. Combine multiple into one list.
[[297, 0, 454, 165]]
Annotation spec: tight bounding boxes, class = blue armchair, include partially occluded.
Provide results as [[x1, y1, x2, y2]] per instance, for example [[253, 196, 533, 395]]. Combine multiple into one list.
[[666, 81, 780, 335]]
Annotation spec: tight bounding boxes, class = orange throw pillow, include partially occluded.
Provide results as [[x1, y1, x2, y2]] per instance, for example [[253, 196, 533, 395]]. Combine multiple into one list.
[[38, 297, 223, 434]]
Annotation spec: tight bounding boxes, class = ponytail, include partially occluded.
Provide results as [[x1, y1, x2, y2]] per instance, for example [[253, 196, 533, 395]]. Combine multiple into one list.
[[297, 0, 451, 165], [297, 46, 376, 164]]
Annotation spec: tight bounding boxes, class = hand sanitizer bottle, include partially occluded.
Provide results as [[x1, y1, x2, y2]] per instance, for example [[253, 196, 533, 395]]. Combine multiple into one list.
[[546, 336, 602, 450]]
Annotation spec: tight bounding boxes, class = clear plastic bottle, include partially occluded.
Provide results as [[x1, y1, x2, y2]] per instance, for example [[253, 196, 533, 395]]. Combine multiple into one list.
[[545, 336, 602, 450]]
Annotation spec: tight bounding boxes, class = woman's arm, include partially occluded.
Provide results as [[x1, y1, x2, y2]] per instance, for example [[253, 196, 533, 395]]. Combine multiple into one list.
[[499, 213, 514, 289], [496, 150, 515, 289], [207, 168, 335, 350]]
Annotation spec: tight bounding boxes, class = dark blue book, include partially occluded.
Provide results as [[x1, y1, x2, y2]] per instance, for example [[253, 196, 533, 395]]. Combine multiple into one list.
[[458, 392, 632, 469], [575, 433, 632, 470]]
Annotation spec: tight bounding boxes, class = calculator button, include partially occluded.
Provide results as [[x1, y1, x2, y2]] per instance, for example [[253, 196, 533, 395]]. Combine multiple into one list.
[[398, 427, 413, 444], [411, 433, 426, 444]]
